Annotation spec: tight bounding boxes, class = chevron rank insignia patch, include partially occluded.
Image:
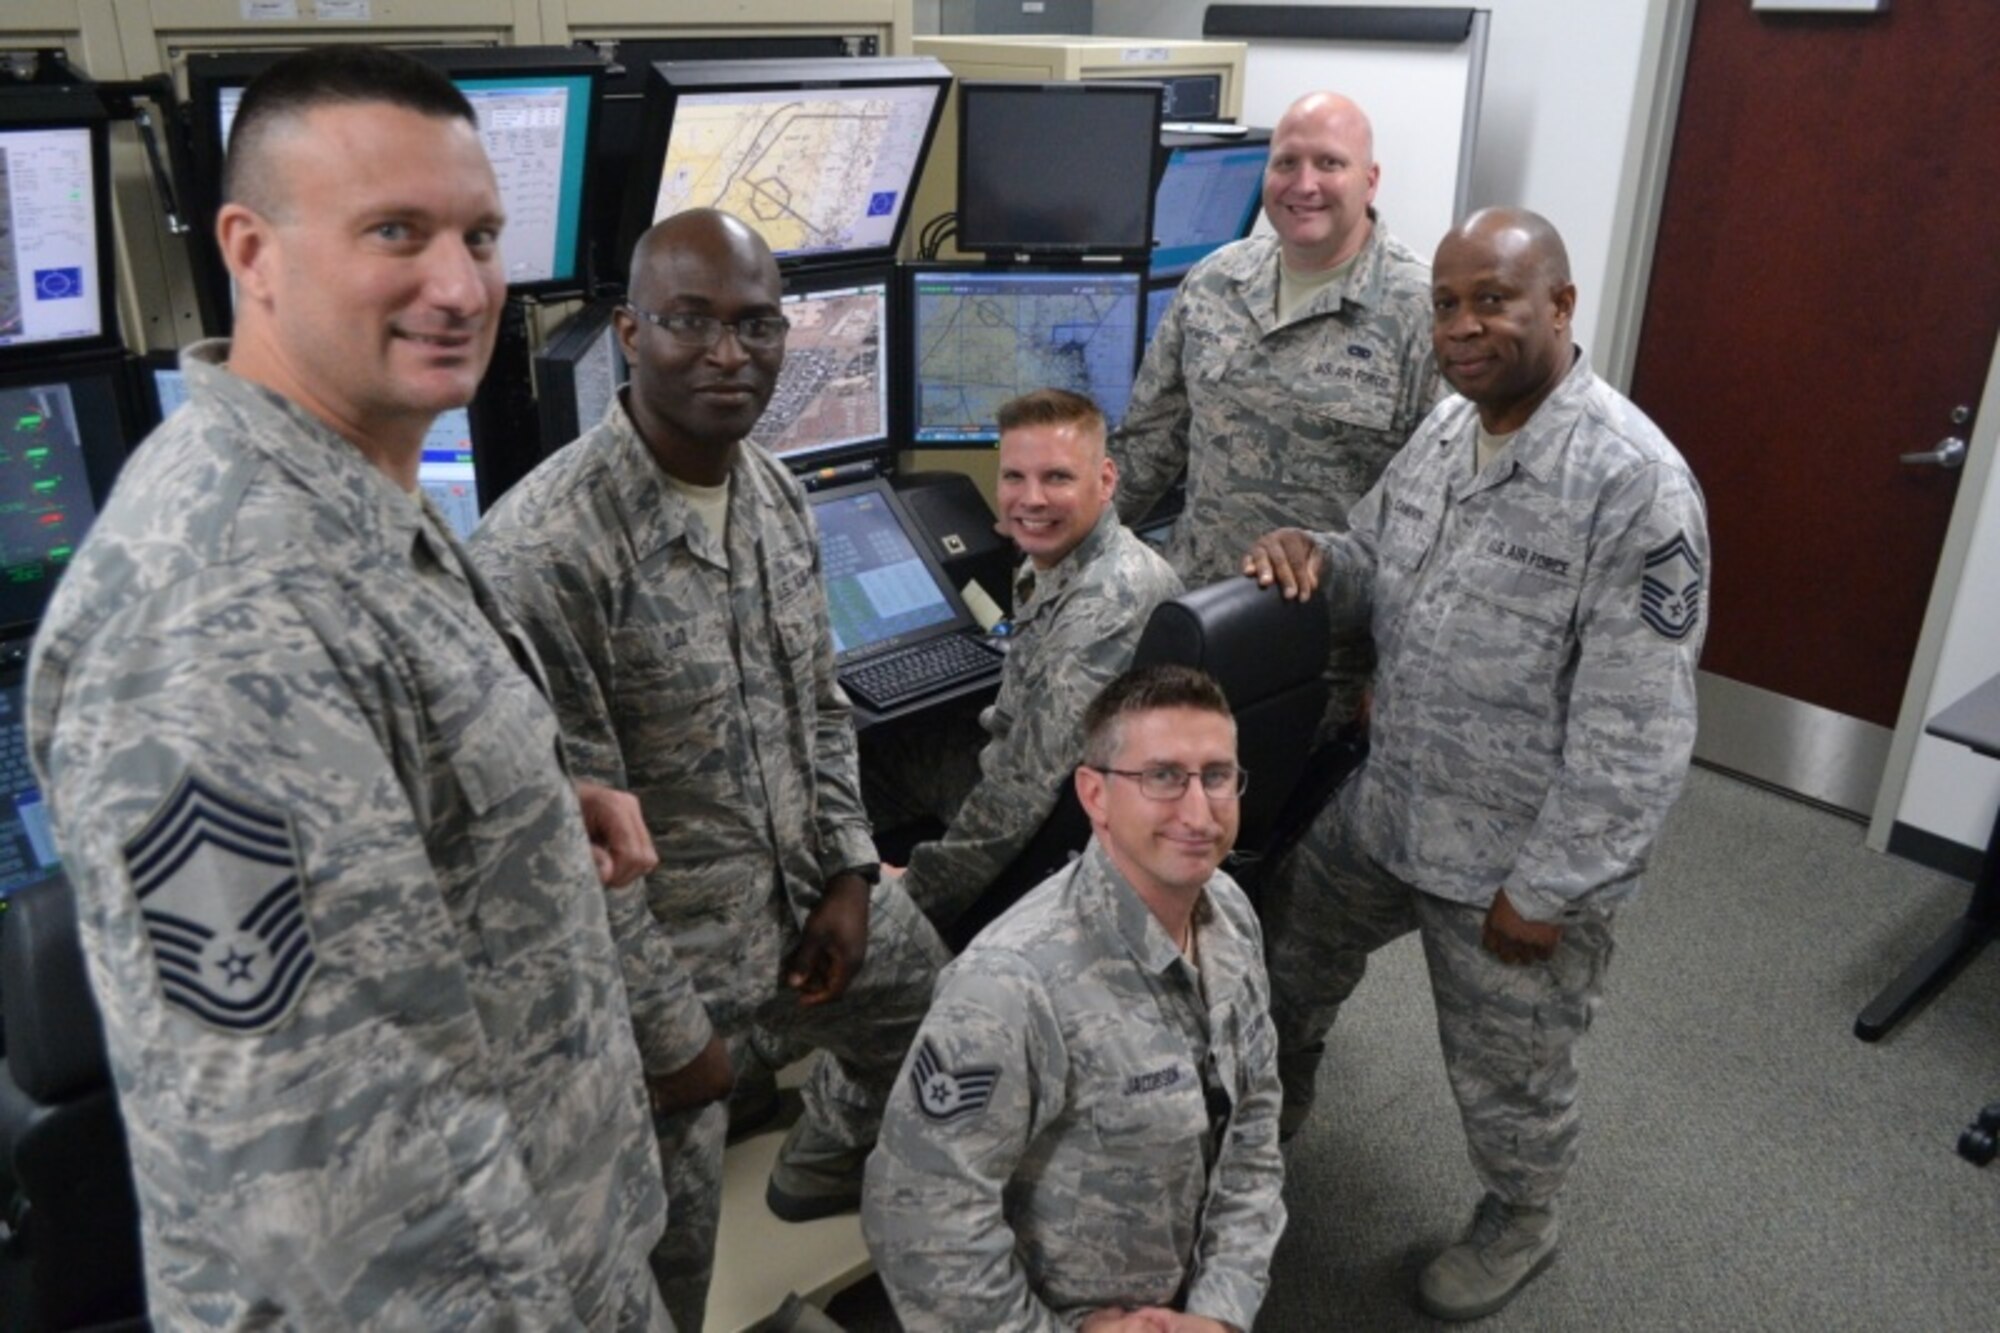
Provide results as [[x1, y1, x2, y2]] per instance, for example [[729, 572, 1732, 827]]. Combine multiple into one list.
[[124, 772, 316, 1035], [1640, 531, 1703, 641], [910, 1037, 1000, 1124]]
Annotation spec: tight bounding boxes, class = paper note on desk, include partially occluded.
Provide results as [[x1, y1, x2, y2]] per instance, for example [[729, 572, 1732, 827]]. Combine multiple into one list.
[[961, 580, 1005, 632]]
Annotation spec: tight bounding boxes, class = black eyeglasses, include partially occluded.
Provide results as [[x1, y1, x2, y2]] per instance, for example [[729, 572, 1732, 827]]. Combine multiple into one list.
[[1092, 764, 1249, 802], [624, 306, 790, 351]]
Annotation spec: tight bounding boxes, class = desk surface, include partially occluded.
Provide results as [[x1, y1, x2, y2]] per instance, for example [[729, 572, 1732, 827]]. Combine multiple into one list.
[[1926, 672, 2000, 759]]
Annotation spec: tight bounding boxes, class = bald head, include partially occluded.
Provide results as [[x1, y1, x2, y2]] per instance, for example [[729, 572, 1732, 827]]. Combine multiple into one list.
[[628, 208, 780, 311], [1430, 207, 1577, 433], [1263, 92, 1380, 270], [1442, 207, 1572, 294], [1274, 92, 1375, 167], [617, 209, 786, 480]]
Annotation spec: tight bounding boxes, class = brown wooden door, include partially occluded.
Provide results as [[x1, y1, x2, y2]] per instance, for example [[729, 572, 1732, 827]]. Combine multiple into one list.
[[1630, 0, 2000, 729]]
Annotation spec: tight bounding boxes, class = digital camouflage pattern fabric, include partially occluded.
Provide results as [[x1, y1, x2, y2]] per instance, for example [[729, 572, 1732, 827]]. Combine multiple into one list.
[[28, 344, 670, 1330], [887, 506, 1182, 927], [864, 840, 1285, 1332]]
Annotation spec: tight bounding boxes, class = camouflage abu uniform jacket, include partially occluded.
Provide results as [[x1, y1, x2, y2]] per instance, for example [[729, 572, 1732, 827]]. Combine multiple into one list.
[[470, 398, 877, 1032], [899, 506, 1181, 924], [1111, 219, 1440, 592], [1318, 349, 1709, 921], [863, 841, 1285, 1332], [27, 345, 669, 1330]]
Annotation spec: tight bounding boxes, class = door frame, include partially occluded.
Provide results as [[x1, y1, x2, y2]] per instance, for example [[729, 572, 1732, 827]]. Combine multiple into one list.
[[1597, 0, 1998, 842]]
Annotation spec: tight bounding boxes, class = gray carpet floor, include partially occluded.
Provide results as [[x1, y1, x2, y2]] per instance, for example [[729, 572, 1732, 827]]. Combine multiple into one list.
[[827, 766, 2000, 1329]]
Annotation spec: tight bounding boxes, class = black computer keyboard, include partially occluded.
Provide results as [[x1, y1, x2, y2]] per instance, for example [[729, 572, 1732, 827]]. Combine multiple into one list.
[[842, 634, 1001, 712]]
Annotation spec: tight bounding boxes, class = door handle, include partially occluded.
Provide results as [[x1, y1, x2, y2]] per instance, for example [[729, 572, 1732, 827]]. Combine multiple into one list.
[[1899, 436, 1967, 470]]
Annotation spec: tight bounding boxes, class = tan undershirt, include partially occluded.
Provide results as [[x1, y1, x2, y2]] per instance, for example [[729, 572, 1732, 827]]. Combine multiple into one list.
[[1475, 422, 1517, 477], [665, 471, 731, 566], [1276, 251, 1359, 324]]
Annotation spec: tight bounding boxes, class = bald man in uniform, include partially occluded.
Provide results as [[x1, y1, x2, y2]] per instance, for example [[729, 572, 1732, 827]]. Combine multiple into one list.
[[1247, 208, 1707, 1320], [471, 209, 946, 1332], [1112, 90, 1440, 728]]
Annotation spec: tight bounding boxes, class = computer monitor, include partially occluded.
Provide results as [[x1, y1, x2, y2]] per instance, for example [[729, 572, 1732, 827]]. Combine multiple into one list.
[[751, 263, 893, 471], [809, 480, 970, 658], [0, 87, 119, 363], [576, 36, 851, 282], [622, 57, 950, 269], [0, 356, 132, 641], [186, 46, 604, 320], [957, 82, 1163, 260], [535, 300, 628, 454], [1150, 137, 1268, 280], [906, 263, 1146, 446], [418, 408, 481, 541]]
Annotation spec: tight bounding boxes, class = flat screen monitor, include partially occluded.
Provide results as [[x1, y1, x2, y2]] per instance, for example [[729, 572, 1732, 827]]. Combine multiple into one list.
[[957, 82, 1163, 259], [623, 57, 950, 268], [577, 36, 850, 283], [1150, 139, 1268, 279], [906, 263, 1145, 446], [0, 356, 132, 640], [187, 47, 603, 312], [752, 264, 893, 470], [534, 299, 628, 454], [0, 88, 119, 362], [418, 407, 481, 541]]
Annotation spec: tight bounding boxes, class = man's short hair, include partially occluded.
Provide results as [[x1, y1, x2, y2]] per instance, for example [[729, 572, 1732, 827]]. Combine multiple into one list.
[[1081, 664, 1234, 769], [224, 45, 477, 213], [996, 387, 1107, 441]]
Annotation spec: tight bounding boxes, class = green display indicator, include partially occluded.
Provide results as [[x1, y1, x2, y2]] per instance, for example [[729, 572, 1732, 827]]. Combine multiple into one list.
[[24, 447, 50, 460], [32, 478, 59, 493]]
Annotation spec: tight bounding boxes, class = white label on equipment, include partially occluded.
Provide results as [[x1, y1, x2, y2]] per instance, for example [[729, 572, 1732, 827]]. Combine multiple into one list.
[[242, 0, 300, 19], [315, 0, 372, 19], [1122, 47, 1170, 63]]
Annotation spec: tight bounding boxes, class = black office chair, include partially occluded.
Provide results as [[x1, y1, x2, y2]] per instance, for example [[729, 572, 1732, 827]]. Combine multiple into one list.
[[945, 576, 1347, 946], [1126, 577, 1353, 899], [0, 877, 148, 1332]]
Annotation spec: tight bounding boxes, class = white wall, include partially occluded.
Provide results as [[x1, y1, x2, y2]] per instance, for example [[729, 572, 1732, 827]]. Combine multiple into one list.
[[1893, 335, 2000, 850], [1092, 0, 1655, 355]]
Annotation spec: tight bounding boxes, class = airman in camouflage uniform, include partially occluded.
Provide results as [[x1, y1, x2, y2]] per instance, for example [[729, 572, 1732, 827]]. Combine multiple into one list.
[[865, 666, 1283, 1333], [27, 47, 671, 1329], [1247, 209, 1708, 1321], [470, 209, 945, 1333], [868, 389, 1182, 933], [1112, 92, 1440, 723]]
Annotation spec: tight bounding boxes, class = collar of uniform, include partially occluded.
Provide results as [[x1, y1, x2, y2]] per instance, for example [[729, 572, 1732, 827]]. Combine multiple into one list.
[[1232, 210, 1395, 335], [1482, 346, 1595, 489], [182, 340, 452, 566], [1077, 838, 1210, 980], [601, 392, 782, 566], [1012, 503, 1121, 626]]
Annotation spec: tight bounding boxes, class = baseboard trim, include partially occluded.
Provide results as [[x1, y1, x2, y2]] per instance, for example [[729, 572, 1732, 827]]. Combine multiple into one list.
[[1886, 820, 1982, 883]]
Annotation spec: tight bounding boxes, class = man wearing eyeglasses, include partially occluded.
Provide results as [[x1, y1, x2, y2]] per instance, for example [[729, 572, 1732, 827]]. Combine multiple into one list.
[[470, 208, 946, 1333], [864, 664, 1284, 1333]]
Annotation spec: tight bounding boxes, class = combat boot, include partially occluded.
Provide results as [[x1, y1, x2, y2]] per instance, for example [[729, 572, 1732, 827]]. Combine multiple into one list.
[[1416, 1193, 1559, 1321], [765, 1117, 868, 1222], [1277, 1040, 1326, 1141]]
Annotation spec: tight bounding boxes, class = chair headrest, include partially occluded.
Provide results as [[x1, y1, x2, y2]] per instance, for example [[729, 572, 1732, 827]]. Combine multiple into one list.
[[2, 876, 112, 1105], [1133, 577, 1332, 706]]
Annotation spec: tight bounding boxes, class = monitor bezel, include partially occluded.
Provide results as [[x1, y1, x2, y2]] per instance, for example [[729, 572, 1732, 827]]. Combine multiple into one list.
[[955, 80, 1165, 263], [1148, 133, 1271, 281], [899, 257, 1151, 449], [804, 476, 985, 663], [753, 258, 901, 477], [0, 87, 122, 369], [183, 45, 607, 330], [619, 56, 952, 275], [0, 351, 138, 640]]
